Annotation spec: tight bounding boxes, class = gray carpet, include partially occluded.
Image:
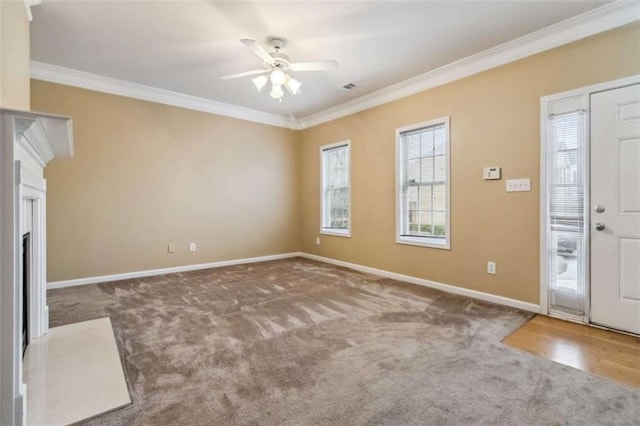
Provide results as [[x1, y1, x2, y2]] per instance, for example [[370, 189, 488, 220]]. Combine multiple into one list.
[[48, 258, 639, 425]]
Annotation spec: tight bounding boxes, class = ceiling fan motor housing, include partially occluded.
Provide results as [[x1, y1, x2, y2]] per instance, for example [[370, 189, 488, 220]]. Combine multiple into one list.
[[269, 53, 290, 70], [268, 39, 290, 69]]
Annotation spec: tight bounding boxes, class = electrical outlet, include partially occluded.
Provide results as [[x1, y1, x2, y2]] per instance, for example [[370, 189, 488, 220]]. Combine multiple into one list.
[[315, 237, 321, 246], [487, 261, 496, 275], [168, 244, 176, 254], [189, 243, 197, 252]]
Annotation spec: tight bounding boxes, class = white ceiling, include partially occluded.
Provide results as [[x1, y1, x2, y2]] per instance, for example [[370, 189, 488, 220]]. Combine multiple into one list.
[[31, 1, 610, 119]]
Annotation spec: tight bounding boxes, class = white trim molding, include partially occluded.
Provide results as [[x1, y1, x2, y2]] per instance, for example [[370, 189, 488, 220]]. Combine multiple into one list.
[[23, 0, 41, 22], [30, 2, 639, 132], [47, 252, 302, 289], [30, 62, 300, 130], [300, 253, 539, 313], [299, 1, 640, 129]]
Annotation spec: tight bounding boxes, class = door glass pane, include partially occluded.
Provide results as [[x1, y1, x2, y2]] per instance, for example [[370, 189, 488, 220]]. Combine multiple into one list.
[[548, 111, 586, 315]]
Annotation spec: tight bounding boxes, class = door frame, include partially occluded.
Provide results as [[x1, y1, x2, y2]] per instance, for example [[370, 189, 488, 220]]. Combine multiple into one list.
[[539, 74, 640, 324]]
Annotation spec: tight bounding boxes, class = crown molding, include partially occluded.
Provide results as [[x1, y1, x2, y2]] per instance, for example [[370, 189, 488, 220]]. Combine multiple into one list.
[[297, 0, 640, 129], [23, 0, 42, 22], [30, 61, 299, 130], [30, 1, 639, 131]]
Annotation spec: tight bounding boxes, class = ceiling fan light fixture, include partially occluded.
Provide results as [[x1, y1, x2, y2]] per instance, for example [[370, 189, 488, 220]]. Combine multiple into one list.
[[252, 75, 268, 91], [270, 84, 284, 99], [222, 38, 337, 102], [270, 69, 286, 86], [285, 77, 302, 95]]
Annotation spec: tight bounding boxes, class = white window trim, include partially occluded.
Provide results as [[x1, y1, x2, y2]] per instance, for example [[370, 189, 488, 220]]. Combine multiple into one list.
[[539, 74, 640, 320], [395, 117, 451, 250], [320, 140, 351, 238]]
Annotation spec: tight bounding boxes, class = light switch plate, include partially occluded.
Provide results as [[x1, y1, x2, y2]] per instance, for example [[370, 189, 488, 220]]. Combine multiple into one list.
[[506, 178, 531, 192], [483, 167, 501, 180]]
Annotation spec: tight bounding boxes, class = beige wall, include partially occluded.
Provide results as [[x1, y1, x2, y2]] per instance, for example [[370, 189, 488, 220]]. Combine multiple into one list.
[[0, 0, 30, 109], [31, 24, 639, 299], [31, 81, 300, 282], [299, 23, 640, 304]]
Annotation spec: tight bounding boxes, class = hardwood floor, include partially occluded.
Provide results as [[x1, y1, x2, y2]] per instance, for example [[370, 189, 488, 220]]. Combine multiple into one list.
[[503, 315, 640, 389]]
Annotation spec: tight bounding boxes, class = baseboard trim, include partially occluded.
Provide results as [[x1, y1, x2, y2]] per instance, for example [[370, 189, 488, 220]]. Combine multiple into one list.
[[299, 253, 540, 313], [48, 251, 540, 313], [47, 252, 303, 289]]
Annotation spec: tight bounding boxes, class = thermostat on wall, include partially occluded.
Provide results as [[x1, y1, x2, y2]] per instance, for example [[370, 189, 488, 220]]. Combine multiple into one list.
[[483, 167, 501, 180]]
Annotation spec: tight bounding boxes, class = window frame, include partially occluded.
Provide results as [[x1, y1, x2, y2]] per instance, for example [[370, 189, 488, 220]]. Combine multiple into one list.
[[320, 140, 351, 238], [395, 117, 451, 250]]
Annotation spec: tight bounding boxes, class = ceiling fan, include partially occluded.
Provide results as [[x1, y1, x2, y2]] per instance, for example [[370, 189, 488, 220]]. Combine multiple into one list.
[[221, 38, 338, 101]]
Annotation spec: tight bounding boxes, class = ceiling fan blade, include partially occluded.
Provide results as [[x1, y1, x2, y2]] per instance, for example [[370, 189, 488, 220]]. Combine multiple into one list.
[[289, 61, 338, 72], [241, 39, 276, 66], [221, 69, 269, 80]]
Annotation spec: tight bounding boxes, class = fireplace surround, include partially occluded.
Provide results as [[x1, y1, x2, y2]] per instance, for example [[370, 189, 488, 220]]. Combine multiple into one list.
[[0, 108, 73, 426]]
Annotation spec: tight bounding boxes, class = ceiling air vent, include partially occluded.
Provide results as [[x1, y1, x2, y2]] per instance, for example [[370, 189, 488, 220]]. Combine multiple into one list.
[[343, 83, 356, 90]]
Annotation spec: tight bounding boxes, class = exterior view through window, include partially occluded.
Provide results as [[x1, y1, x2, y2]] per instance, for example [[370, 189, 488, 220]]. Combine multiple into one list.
[[397, 118, 450, 249], [321, 142, 350, 236], [547, 110, 586, 314]]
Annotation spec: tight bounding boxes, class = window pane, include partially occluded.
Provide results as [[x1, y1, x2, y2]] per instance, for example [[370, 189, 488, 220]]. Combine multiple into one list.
[[405, 186, 419, 235], [407, 185, 419, 206], [329, 187, 349, 228], [420, 157, 434, 183], [434, 155, 446, 182], [407, 134, 421, 160], [408, 158, 420, 182], [417, 210, 432, 235], [418, 185, 432, 211], [434, 127, 446, 155], [432, 211, 446, 236], [432, 184, 446, 211], [328, 150, 337, 169], [420, 131, 434, 157]]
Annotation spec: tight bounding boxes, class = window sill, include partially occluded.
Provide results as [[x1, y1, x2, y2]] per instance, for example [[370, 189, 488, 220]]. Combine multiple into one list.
[[396, 236, 449, 250], [321, 229, 351, 238]]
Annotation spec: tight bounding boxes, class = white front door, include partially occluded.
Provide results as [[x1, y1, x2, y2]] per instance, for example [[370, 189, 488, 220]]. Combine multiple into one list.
[[590, 84, 640, 334]]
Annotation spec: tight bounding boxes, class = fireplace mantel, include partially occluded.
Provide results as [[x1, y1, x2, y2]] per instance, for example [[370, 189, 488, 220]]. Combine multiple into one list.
[[1, 108, 74, 426]]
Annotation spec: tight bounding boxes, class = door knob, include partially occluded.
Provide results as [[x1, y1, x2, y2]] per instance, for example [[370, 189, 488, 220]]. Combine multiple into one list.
[[595, 223, 606, 231], [594, 205, 605, 213]]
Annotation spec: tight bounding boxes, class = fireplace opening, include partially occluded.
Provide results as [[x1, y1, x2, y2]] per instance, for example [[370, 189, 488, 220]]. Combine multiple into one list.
[[22, 232, 30, 357]]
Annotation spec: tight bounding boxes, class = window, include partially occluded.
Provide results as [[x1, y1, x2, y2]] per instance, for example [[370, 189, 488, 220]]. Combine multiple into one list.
[[321, 141, 350, 236], [396, 118, 450, 249]]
